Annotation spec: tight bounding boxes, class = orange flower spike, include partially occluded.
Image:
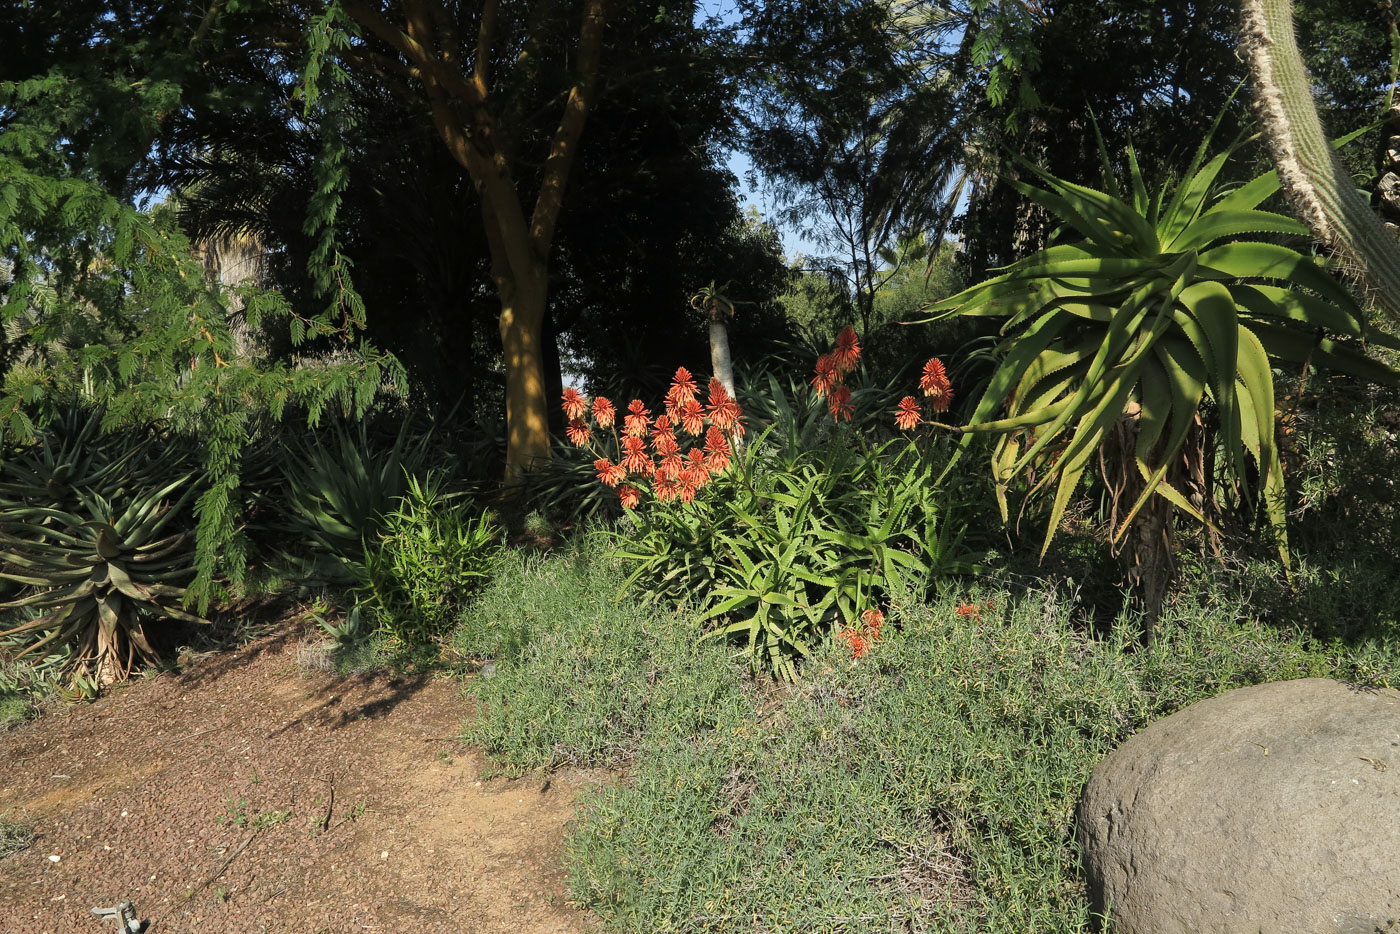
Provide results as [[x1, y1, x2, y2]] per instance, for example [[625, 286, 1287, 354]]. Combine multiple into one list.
[[621, 435, 654, 476], [566, 418, 592, 446], [654, 476, 681, 503], [833, 326, 861, 374], [669, 367, 699, 407], [594, 458, 626, 487], [706, 378, 744, 431], [828, 384, 853, 423], [617, 484, 641, 510], [623, 399, 651, 438], [861, 608, 884, 633], [562, 387, 588, 421], [811, 354, 838, 399], [704, 427, 732, 472], [895, 396, 923, 431], [678, 399, 706, 436], [920, 358, 953, 413], [955, 603, 980, 618], [592, 395, 616, 429], [657, 452, 684, 481]]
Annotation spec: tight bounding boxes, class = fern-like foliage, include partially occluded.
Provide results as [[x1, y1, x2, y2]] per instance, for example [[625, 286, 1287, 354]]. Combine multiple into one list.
[[0, 37, 405, 610]]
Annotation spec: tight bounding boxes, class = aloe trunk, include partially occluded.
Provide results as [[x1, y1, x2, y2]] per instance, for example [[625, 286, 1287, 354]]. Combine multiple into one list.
[[1240, 0, 1400, 323]]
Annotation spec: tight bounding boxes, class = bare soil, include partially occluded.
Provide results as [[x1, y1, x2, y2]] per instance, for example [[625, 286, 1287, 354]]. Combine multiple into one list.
[[0, 627, 602, 933]]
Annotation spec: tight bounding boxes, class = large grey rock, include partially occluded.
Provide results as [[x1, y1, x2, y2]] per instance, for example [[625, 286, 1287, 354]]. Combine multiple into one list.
[[1077, 678, 1400, 934]]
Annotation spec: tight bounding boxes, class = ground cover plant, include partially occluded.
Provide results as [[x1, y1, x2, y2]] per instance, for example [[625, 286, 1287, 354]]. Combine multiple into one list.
[[458, 549, 1398, 933]]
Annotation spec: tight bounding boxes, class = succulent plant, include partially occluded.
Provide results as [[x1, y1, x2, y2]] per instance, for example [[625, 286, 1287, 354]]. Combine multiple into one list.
[[0, 421, 205, 685]]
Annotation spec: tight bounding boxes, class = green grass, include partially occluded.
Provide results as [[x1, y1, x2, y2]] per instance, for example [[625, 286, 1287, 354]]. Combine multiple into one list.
[[0, 812, 32, 859], [455, 542, 1399, 933]]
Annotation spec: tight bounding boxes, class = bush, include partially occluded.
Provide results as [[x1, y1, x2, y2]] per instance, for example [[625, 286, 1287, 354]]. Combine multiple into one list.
[[561, 584, 1397, 933], [458, 536, 747, 775], [0, 409, 206, 686], [610, 366, 977, 680], [352, 474, 502, 645]]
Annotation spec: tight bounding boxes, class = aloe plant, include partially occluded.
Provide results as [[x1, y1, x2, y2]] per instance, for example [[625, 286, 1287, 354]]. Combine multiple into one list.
[[273, 417, 437, 581], [0, 474, 206, 685], [925, 123, 1400, 633]]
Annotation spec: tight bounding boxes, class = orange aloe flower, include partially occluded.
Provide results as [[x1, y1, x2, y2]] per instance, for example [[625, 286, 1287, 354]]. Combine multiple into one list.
[[657, 452, 684, 481], [566, 417, 591, 446], [832, 326, 861, 374], [895, 396, 922, 431], [623, 399, 651, 438], [617, 484, 641, 510], [828, 384, 853, 422], [561, 387, 588, 421], [706, 379, 744, 433], [592, 395, 616, 428], [667, 367, 699, 408], [861, 608, 884, 635], [594, 458, 626, 487], [920, 358, 953, 412], [654, 476, 681, 503], [621, 435, 653, 475], [811, 353, 839, 399], [677, 398, 705, 436], [704, 426, 731, 472]]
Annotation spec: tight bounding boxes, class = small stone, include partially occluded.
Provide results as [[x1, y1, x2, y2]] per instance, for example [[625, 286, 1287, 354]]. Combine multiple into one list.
[[47, 855, 60, 863], [380, 851, 388, 860]]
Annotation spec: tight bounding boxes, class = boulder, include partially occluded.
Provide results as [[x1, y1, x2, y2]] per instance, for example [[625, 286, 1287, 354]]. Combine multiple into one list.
[[1077, 678, 1400, 934]]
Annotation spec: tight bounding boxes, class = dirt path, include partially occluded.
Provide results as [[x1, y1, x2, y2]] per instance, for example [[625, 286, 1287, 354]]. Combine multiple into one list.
[[0, 628, 601, 933]]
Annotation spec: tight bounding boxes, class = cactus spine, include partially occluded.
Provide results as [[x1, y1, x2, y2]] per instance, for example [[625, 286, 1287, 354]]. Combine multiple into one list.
[[1239, 0, 1400, 324]]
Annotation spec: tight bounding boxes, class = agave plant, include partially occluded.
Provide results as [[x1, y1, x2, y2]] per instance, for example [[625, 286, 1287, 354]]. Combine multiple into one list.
[[925, 120, 1400, 631], [0, 474, 206, 685]]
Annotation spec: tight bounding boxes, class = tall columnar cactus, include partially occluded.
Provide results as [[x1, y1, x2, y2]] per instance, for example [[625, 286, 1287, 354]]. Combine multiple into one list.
[[1239, 0, 1400, 324]]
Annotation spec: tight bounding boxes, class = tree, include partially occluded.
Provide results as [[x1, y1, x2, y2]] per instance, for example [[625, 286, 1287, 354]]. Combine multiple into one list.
[[741, 0, 971, 346]]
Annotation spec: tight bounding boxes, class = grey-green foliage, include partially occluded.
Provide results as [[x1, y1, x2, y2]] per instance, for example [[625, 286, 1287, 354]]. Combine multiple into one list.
[[0, 410, 208, 683], [557, 584, 1396, 933], [459, 538, 747, 776], [1240, 0, 1400, 325]]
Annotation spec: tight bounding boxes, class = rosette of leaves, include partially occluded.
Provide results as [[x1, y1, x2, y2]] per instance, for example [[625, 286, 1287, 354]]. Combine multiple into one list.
[[0, 475, 206, 685], [925, 121, 1400, 628], [274, 418, 437, 581]]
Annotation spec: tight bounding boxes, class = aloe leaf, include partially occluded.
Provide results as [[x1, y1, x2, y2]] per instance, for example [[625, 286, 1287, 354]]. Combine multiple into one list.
[[1168, 209, 1309, 252], [1227, 282, 1362, 338], [1198, 242, 1356, 309], [1158, 149, 1232, 244]]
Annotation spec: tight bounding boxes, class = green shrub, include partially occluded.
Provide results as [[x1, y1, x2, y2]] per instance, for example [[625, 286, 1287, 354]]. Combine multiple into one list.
[[562, 584, 1397, 933], [613, 371, 978, 680], [460, 538, 747, 774], [272, 417, 438, 582], [0, 812, 32, 859], [352, 474, 501, 644]]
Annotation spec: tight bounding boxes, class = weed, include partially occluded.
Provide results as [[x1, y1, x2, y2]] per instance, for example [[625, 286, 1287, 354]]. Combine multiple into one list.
[[0, 812, 32, 859]]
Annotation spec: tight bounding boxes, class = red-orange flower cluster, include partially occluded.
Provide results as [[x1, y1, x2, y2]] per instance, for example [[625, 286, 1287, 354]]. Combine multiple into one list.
[[812, 326, 863, 422], [837, 607, 884, 659], [563, 367, 745, 511], [894, 357, 954, 431], [919, 358, 953, 412]]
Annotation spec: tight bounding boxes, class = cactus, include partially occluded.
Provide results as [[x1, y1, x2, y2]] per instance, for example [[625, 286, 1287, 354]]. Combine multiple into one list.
[[1239, 0, 1400, 323]]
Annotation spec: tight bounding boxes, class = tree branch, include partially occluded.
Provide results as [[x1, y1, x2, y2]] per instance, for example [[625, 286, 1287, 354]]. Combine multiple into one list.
[[530, 0, 607, 255]]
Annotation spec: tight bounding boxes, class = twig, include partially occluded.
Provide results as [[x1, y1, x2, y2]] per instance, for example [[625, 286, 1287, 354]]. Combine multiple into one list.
[[199, 831, 258, 892], [319, 775, 335, 834]]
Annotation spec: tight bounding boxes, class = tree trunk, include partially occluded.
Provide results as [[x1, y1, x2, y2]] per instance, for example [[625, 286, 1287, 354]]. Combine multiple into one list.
[[708, 315, 737, 402], [1128, 493, 1174, 647], [498, 267, 552, 485]]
